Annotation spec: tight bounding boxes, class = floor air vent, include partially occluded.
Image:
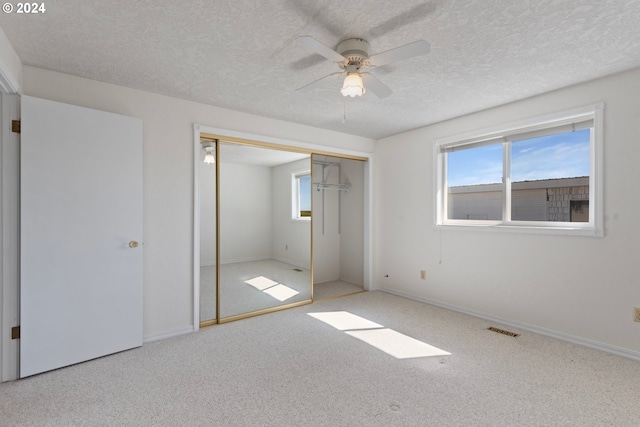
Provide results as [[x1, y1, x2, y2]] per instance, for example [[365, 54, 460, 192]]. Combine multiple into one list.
[[487, 326, 520, 337]]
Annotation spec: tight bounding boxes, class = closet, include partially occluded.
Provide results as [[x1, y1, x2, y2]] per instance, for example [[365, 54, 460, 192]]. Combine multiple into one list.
[[312, 155, 366, 299], [195, 134, 367, 326]]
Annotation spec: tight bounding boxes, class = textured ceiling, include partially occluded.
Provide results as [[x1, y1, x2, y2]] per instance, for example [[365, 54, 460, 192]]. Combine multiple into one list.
[[2, 0, 640, 139]]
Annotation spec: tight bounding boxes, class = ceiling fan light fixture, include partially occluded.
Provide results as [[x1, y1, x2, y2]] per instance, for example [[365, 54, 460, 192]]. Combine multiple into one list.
[[341, 73, 365, 97]]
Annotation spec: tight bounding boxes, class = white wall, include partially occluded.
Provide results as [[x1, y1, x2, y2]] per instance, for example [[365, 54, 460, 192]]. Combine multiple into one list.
[[21, 66, 374, 340], [374, 67, 640, 358], [219, 162, 272, 263], [271, 158, 311, 269]]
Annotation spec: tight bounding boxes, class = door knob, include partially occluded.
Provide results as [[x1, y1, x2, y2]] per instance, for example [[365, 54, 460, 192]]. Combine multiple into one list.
[[128, 241, 139, 248]]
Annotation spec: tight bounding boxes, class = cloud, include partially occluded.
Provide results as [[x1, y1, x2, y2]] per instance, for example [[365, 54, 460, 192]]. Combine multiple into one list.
[[447, 129, 590, 186], [511, 139, 589, 182]]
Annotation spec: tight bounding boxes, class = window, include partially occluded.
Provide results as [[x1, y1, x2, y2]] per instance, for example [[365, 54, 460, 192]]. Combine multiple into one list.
[[292, 171, 311, 220], [435, 104, 603, 236]]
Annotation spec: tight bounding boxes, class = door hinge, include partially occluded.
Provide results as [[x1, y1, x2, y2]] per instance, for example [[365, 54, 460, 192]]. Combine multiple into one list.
[[11, 326, 20, 340], [12, 120, 20, 133]]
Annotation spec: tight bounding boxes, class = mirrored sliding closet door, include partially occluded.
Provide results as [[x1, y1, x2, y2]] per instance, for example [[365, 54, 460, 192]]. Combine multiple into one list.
[[217, 142, 312, 321], [196, 136, 369, 326], [198, 139, 218, 325]]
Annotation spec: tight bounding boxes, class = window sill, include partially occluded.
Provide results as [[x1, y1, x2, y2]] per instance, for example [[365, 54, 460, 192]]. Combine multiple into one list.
[[435, 222, 603, 237]]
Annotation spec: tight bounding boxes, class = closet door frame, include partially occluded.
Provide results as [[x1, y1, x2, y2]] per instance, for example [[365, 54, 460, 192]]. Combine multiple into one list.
[[193, 124, 373, 330]]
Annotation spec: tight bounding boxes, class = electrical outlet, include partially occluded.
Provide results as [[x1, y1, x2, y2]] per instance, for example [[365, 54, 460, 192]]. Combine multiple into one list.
[[420, 270, 426, 280], [634, 307, 640, 322]]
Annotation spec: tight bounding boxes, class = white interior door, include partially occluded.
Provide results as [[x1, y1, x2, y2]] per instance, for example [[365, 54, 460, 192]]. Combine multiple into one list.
[[20, 96, 143, 378]]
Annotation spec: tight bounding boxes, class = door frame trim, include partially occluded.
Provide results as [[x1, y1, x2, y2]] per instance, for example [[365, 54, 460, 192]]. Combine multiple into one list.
[[0, 93, 20, 382]]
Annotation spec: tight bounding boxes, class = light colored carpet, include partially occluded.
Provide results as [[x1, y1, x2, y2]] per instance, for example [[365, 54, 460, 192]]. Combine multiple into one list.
[[2, 291, 639, 426], [201, 264, 359, 322], [201, 259, 311, 320]]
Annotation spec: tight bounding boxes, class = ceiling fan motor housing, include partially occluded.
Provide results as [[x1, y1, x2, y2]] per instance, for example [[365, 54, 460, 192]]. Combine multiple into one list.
[[337, 38, 370, 69]]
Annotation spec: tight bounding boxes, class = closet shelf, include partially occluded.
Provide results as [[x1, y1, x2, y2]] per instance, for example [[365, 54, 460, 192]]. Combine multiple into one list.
[[313, 182, 351, 192]]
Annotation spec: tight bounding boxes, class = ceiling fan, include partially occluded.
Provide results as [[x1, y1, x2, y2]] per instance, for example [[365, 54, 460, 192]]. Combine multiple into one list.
[[295, 35, 430, 99]]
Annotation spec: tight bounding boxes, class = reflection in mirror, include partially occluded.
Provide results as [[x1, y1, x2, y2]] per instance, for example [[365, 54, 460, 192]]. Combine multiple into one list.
[[219, 142, 312, 319], [312, 155, 366, 300], [199, 139, 217, 324]]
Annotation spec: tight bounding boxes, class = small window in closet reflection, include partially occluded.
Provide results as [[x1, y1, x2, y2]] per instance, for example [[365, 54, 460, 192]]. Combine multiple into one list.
[[292, 171, 311, 220]]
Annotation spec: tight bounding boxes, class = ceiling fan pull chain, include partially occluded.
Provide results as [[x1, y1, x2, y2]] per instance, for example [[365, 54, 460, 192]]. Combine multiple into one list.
[[342, 97, 347, 123]]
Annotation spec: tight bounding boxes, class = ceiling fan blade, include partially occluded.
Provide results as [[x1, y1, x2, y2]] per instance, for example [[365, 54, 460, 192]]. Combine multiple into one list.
[[365, 3, 436, 39], [295, 72, 343, 93], [362, 74, 393, 99], [290, 54, 327, 71], [368, 40, 431, 67], [298, 36, 346, 62]]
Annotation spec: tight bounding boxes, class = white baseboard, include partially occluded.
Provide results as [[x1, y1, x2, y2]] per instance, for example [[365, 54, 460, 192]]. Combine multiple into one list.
[[143, 327, 194, 344], [220, 256, 269, 265], [217, 257, 310, 269], [379, 287, 640, 362], [272, 256, 310, 270]]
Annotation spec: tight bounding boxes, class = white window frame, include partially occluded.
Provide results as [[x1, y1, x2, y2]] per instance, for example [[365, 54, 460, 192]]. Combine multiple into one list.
[[292, 170, 311, 221], [434, 103, 604, 236]]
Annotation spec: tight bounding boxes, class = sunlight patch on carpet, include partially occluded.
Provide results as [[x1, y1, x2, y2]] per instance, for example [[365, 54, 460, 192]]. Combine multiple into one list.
[[307, 311, 383, 330], [244, 276, 300, 302], [263, 284, 299, 301], [308, 311, 451, 359], [244, 276, 278, 290], [346, 328, 451, 359]]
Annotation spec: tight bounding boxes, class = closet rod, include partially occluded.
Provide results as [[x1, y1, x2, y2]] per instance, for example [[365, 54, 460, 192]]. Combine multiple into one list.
[[313, 160, 341, 167], [314, 182, 351, 191]]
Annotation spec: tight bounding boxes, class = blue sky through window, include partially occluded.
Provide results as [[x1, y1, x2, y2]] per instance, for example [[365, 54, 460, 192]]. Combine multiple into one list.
[[299, 174, 311, 211], [447, 129, 590, 187]]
